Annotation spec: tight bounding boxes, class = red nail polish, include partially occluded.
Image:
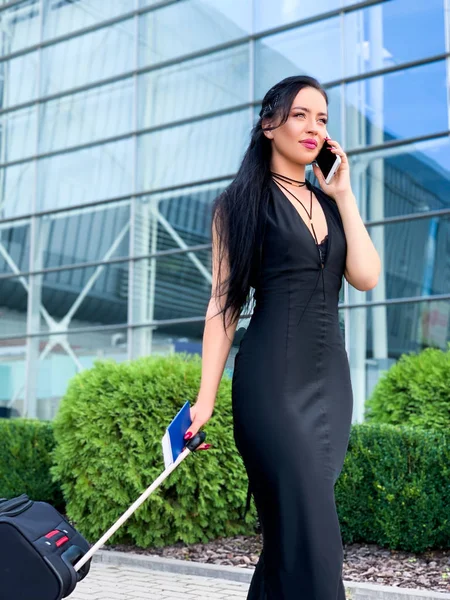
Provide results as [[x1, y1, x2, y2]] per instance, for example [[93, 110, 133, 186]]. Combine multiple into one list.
[[184, 432, 192, 440], [200, 444, 212, 450]]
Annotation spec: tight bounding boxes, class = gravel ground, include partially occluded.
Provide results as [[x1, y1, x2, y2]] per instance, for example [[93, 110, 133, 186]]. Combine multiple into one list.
[[106, 535, 450, 593]]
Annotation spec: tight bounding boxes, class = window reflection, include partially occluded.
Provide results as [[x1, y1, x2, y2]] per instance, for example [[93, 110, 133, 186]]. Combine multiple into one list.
[[0, 106, 37, 162], [41, 19, 135, 96], [344, 0, 446, 77], [254, 0, 339, 33], [254, 16, 341, 99], [43, 0, 133, 40], [0, 162, 35, 218], [1, 52, 38, 107], [349, 137, 450, 219], [0, 0, 40, 55], [138, 0, 251, 67], [0, 277, 29, 337], [346, 61, 448, 150], [137, 109, 249, 191], [364, 215, 450, 301], [37, 139, 134, 212], [138, 45, 250, 129], [37, 202, 130, 272], [0, 222, 30, 274], [39, 79, 134, 153], [135, 182, 228, 253]]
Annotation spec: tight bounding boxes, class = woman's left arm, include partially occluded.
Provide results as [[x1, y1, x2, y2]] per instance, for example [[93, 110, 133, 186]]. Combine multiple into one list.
[[313, 138, 381, 292]]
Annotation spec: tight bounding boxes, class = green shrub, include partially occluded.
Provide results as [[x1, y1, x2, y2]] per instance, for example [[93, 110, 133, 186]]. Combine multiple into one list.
[[51, 354, 255, 548], [364, 345, 450, 430], [49, 352, 450, 552], [0, 418, 63, 507], [336, 423, 450, 552]]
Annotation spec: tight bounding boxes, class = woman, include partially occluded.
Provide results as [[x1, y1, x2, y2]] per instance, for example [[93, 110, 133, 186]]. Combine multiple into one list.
[[183, 75, 381, 599]]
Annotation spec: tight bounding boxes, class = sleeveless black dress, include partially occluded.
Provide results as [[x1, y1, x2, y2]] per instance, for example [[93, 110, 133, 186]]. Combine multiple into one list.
[[232, 178, 353, 599]]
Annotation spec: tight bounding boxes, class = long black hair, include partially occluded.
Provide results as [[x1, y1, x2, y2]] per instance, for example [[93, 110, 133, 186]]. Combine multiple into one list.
[[211, 75, 328, 334]]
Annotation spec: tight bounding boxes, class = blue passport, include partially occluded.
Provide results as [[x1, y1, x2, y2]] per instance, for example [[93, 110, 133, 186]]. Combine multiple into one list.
[[161, 400, 192, 469]]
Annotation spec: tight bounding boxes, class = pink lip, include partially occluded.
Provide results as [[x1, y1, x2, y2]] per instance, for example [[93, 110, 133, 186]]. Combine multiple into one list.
[[300, 139, 317, 149]]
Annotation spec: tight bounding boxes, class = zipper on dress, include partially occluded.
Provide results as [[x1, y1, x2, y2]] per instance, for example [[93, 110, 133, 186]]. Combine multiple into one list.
[[318, 245, 325, 269]]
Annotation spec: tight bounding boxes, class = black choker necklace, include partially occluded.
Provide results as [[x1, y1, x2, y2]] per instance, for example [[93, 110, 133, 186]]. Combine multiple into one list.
[[271, 171, 306, 187]]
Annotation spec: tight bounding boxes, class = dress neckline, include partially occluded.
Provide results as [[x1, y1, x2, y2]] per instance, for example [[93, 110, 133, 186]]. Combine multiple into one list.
[[271, 179, 331, 265]]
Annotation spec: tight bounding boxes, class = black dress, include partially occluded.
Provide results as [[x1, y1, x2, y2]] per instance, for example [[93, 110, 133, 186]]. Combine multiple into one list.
[[232, 179, 353, 599]]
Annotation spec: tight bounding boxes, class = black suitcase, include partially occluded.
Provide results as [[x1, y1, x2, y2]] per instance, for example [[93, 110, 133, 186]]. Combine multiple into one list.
[[0, 494, 91, 600], [0, 431, 205, 600]]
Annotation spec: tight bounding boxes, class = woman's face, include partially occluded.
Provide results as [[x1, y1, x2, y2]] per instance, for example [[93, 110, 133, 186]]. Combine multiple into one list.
[[263, 86, 329, 166]]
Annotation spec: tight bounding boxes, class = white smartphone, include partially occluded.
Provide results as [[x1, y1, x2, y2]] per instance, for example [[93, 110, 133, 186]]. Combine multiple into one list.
[[314, 139, 341, 184]]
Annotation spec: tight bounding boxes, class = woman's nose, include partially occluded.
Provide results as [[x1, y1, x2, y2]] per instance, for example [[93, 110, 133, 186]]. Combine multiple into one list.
[[306, 122, 318, 135]]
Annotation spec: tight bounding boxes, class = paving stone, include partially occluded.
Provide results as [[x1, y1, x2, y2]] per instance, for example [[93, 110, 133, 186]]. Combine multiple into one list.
[[71, 563, 248, 600]]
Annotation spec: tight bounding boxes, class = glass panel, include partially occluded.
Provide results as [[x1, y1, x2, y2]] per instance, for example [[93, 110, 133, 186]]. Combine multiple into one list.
[[0, 106, 37, 162], [364, 215, 450, 301], [0, 219, 30, 273], [11, 327, 129, 419], [35, 263, 129, 333], [0, 275, 28, 337], [41, 19, 135, 96], [344, 0, 446, 78], [0, 337, 26, 416], [137, 109, 249, 190], [37, 139, 134, 212], [138, 45, 250, 129], [348, 299, 450, 420], [133, 182, 228, 256], [1, 51, 39, 107], [33, 201, 130, 272], [43, 0, 133, 40], [130, 321, 206, 361], [138, 0, 251, 67], [131, 249, 211, 326], [39, 78, 134, 153], [254, 16, 341, 99], [0, 161, 36, 218], [254, 0, 339, 33], [345, 61, 448, 151], [0, 0, 40, 55], [349, 137, 450, 220]]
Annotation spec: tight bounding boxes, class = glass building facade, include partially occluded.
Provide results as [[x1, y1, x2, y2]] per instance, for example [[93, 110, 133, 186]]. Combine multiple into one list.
[[0, 0, 448, 421]]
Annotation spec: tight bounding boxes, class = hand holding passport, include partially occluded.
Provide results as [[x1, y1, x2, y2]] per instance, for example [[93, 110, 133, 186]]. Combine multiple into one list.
[[161, 400, 212, 469]]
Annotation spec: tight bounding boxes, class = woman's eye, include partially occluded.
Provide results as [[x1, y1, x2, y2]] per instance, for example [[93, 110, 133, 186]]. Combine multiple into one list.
[[294, 112, 306, 118], [320, 119, 328, 125]]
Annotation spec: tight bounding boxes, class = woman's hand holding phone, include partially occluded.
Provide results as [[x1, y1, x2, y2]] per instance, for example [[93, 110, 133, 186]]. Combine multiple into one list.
[[313, 137, 353, 203]]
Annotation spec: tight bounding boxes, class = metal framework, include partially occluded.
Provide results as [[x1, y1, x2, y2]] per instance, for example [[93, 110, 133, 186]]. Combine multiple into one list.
[[0, 0, 449, 418]]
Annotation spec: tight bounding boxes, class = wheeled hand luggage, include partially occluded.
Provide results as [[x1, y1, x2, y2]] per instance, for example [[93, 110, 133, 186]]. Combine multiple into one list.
[[0, 431, 205, 600]]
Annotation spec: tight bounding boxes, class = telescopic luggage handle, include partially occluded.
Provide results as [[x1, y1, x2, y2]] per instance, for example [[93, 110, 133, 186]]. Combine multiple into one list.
[[74, 431, 206, 573]]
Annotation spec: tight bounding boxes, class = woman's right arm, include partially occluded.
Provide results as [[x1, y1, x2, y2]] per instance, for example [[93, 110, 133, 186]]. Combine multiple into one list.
[[183, 212, 239, 446]]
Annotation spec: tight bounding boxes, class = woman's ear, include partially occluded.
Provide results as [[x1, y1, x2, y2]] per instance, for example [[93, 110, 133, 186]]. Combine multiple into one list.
[[262, 119, 275, 139]]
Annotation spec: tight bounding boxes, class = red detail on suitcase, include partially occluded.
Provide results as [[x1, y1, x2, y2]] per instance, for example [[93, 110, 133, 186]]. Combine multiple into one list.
[[55, 536, 69, 548], [45, 530, 60, 539]]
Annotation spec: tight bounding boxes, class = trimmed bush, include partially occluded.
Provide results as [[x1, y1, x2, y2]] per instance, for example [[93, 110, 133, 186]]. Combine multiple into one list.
[[364, 345, 450, 430], [49, 352, 450, 552], [336, 423, 450, 552], [51, 354, 255, 548], [0, 418, 63, 507]]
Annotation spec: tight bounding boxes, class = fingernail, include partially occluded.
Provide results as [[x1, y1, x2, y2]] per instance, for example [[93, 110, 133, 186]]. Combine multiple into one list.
[[199, 444, 212, 450], [184, 432, 192, 440]]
